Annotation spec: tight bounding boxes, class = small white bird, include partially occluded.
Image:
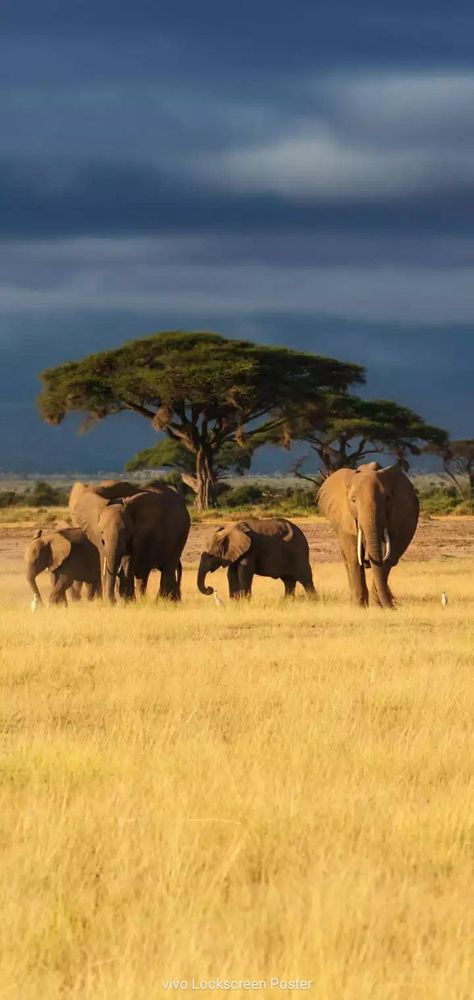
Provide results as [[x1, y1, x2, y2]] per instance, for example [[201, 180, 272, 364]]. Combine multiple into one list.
[[30, 594, 41, 612], [213, 589, 224, 607], [441, 591, 448, 607]]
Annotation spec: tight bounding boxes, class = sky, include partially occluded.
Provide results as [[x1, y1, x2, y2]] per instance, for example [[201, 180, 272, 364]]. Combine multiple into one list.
[[1, 0, 474, 473]]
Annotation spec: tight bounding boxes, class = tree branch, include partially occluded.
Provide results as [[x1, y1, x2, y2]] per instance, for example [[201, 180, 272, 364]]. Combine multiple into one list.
[[123, 401, 157, 420]]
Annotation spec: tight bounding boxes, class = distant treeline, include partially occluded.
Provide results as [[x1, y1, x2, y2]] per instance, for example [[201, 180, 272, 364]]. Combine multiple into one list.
[[1, 476, 473, 517], [0, 481, 69, 508]]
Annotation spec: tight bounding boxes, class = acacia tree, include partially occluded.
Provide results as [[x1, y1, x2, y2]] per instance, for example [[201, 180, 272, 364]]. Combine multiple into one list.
[[38, 331, 363, 509], [290, 394, 448, 480], [426, 439, 474, 499]]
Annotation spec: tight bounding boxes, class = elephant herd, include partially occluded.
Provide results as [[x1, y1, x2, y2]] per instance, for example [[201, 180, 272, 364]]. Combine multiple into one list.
[[25, 463, 419, 610]]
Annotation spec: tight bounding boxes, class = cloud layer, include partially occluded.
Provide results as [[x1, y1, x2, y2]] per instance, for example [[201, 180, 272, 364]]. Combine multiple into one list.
[[1, 0, 473, 471]]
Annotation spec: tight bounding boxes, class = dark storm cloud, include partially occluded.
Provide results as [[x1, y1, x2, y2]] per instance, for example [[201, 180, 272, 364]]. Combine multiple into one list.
[[3, 159, 474, 240], [4, 0, 474, 70], [1, 0, 473, 472]]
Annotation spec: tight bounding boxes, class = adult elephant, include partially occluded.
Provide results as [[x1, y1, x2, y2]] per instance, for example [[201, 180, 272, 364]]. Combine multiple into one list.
[[318, 462, 419, 608], [25, 527, 101, 606], [197, 518, 315, 599], [69, 481, 190, 602]]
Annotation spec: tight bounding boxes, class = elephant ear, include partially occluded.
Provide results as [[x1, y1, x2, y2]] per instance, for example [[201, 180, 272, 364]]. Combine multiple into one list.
[[70, 487, 105, 548], [217, 526, 252, 564], [318, 468, 357, 536], [93, 480, 143, 500], [379, 464, 419, 557], [69, 482, 89, 522], [49, 532, 72, 571], [356, 461, 382, 473]]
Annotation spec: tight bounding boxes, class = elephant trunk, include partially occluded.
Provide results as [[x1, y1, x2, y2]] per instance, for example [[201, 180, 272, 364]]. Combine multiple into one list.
[[197, 553, 217, 596], [104, 565, 116, 603], [103, 541, 121, 602], [26, 566, 43, 605], [360, 513, 394, 609]]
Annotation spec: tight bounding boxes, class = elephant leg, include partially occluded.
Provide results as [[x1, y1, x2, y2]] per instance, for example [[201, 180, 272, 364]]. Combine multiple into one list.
[[49, 571, 69, 607], [344, 555, 369, 608], [69, 581, 82, 602], [117, 570, 127, 599], [227, 563, 251, 598], [136, 573, 149, 598], [227, 564, 239, 598], [282, 576, 296, 597], [299, 566, 316, 597], [235, 559, 253, 598], [89, 579, 102, 600], [369, 566, 394, 607], [118, 559, 135, 601], [159, 567, 180, 601]]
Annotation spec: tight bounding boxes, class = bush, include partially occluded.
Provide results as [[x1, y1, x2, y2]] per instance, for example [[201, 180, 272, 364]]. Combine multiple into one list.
[[0, 481, 69, 508], [281, 486, 315, 510], [452, 500, 474, 515], [224, 484, 265, 508], [28, 481, 67, 506], [0, 491, 17, 508], [418, 487, 459, 516]]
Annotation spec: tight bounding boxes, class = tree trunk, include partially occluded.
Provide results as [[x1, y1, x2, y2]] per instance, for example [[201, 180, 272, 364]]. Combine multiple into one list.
[[468, 463, 474, 500], [442, 461, 466, 499], [195, 449, 217, 511]]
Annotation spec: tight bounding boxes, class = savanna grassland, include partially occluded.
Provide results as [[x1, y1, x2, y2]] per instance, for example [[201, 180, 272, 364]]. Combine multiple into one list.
[[0, 525, 473, 999]]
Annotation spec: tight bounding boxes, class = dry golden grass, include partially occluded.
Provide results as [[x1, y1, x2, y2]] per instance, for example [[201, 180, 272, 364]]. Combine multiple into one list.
[[0, 558, 473, 999]]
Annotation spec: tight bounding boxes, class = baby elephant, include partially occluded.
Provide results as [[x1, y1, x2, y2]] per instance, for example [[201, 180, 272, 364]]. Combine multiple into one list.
[[25, 527, 101, 606], [197, 517, 316, 599]]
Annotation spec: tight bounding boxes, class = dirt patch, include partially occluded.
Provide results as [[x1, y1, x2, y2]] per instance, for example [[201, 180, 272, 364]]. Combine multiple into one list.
[[4, 516, 474, 574]]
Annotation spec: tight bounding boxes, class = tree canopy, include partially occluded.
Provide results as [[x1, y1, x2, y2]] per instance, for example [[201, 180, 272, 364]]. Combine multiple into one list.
[[291, 394, 448, 479], [38, 331, 364, 508]]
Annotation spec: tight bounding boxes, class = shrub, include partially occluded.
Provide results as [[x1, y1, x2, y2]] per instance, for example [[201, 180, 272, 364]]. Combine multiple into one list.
[[282, 486, 315, 510], [224, 484, 265, 508], [0, 491, 17, 508], [418, 488, 458, 516], [452, 500, 474, 515], [28, 481, 68, 507]]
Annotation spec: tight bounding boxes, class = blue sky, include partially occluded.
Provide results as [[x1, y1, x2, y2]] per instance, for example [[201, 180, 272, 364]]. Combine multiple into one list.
[[1, 0, 473, 472]]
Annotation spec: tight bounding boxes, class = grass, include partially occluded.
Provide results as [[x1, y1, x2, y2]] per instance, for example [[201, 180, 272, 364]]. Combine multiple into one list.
[[0, 505, 70, 526], [1, 559, 473, 998]]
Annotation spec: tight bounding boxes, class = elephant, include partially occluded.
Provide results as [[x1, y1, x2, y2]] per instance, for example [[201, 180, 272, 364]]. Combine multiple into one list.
[[25, 527, 101, 606], [69, 481, 190, 602], [197, 517, 316, 599], [318, 462, 419, 609]]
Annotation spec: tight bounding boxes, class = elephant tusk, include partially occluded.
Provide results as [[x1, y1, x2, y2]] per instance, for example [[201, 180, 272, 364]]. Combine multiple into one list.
[[357, 527, 364, 567], [102, 556, 107, 579], [383, 528, 391, 563]]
